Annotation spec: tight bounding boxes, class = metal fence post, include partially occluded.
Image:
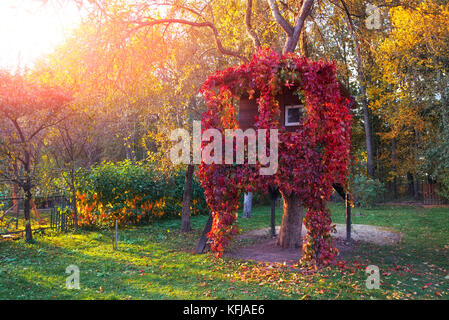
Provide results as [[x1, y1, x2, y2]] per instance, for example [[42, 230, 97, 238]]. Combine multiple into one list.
[[114, 220, 118, 250]]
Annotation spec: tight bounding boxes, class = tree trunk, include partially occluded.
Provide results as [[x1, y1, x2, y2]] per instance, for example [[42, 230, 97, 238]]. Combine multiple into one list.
[[407, 172, 414, 197], [195, 213, 213, 254], [72, 191, 78, 231], [361, 80, 375, 178], [413, 131, 420, 200], [70, 168, 78, 231], [277, 0, 314, 54], [23, 152, 33, 243], [269, 188, 278, 237], [341, 2, 375, 178], [12, 183, 19, 215], [242, 192, 252, 218], [277, 191, 304, 249], [24, 186, 33, 243], [413, 175, 419, 200], [299, 28, 309, 57], [392, 138, 398, 199], [181, 164, 194, 232], [125, 143, 134, 162]]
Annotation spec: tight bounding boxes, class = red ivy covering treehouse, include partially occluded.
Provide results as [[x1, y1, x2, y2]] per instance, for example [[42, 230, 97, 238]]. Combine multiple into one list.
[[199, 48, 352, 265]]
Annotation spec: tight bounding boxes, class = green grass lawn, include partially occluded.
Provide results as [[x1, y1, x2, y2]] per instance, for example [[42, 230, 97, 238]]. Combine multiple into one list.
[[0, 203, 448, 300]]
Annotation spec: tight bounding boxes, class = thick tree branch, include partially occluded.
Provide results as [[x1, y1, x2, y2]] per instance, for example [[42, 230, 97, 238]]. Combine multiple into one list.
[[246, 0, 261, 49], [284, 0, 315, 53], [86, 1, 249, 62], [267, 0, 315, 53], [129, 18, 248, 62], [268, 0, 294, 36], [28, 114, 67, 142]]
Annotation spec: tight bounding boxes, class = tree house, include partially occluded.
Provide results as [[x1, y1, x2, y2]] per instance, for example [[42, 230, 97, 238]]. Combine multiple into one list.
[[237, 82, 352, 131], [238, 88, 305, 132]]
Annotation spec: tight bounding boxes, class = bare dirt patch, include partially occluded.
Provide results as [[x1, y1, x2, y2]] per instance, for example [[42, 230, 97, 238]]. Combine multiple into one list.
[[225, 224, 402, 264]]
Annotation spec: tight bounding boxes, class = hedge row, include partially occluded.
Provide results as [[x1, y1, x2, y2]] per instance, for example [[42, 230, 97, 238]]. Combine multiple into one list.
[[76, 161, 208, 227]]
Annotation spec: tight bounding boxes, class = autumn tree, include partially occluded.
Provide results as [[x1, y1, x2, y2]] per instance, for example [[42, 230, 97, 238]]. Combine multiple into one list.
[[373, 0, 449, 197], [0, 70, 72, 242], [46, 108, 93, 230]]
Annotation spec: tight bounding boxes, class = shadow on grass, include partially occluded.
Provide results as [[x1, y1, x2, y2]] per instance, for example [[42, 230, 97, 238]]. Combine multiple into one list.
[[0, 230, 288, 299]]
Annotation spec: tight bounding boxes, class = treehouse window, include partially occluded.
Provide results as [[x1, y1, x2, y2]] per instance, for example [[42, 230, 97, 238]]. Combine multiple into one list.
[[284, 105, 303, 126]]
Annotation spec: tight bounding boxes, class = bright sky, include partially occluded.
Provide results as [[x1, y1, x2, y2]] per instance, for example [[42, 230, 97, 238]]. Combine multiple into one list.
[[0, 0, 83, 70]]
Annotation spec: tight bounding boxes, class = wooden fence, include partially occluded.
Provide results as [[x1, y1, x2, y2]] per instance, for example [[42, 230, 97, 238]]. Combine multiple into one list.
[[0, 195, 73, 236], [422, 182, 448, 205]]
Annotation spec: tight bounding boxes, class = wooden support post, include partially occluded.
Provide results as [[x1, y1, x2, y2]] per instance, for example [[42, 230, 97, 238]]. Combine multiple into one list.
[[346, 193, 351, 242], [243, 193, 253, 218], [333, 184, 351, 242], [195, 214, 213, 254], [270, 197, 276, 238], [269, 187, 278, 238]]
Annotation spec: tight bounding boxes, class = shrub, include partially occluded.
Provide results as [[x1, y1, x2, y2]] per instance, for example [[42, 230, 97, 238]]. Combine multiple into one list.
[[76, 161, 207, 227], [438, 174, 449, 201], [352, 174, 385, 208]]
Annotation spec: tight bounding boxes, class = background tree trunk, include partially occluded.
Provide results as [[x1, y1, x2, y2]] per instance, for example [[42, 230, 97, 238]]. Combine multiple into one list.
[[413, 130, 420, 200], [181, 164, 194, 232], [413, 175, 419, 200], [23, 152, 33, 243], [407, 172, 414, 197], [362, 87, 375, 178], [30, 199, 42, 225], [277, 191, 304, 249], [242, 192, 252, 218], [12, 183, 19, 215], [70, 168, 78, 231], [71, 189, 78, 231], [392, 138, 398, 199], [23, 185, 32, 243], [340, 0, 375, 178]]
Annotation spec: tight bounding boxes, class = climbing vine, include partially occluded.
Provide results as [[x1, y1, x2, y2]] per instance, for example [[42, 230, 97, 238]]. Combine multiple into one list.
[[199, 48, 352, 265]]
